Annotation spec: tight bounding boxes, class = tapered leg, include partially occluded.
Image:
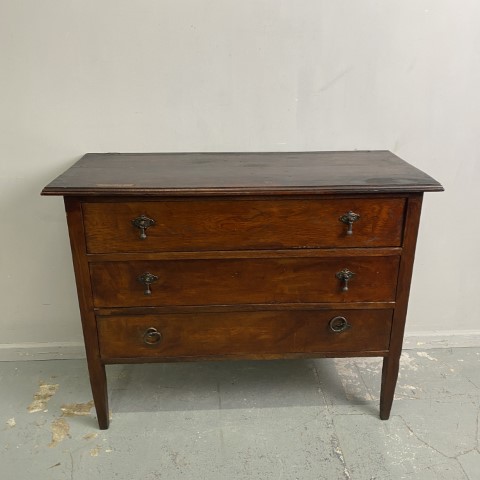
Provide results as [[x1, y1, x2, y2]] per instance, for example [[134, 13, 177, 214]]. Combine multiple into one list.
[[86, 358, 109, 429], [65, 198, 110, 429], [379, 195, 424, 421], [379, 355, 400, 420]]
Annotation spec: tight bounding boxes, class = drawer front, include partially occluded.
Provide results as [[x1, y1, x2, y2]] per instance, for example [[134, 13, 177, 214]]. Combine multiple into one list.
[[97, 310, 393, 359], [83, 198, 405, 253], [90, 256, 400, 307]]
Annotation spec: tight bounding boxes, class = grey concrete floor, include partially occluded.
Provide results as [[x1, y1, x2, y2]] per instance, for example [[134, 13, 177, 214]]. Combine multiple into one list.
[[1, 348, 479, 480]]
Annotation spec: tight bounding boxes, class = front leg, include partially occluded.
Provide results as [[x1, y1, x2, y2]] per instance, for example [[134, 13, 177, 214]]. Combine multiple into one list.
[[86, 357, 109, 429], [379, 355, 400, 420]]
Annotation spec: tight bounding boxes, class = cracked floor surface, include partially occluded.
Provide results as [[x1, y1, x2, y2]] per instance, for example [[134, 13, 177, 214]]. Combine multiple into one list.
[[1, 347, 479, 479]]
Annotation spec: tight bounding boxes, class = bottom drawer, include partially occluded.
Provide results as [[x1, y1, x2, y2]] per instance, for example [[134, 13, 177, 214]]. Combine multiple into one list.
[[97, 310, 393, 359]]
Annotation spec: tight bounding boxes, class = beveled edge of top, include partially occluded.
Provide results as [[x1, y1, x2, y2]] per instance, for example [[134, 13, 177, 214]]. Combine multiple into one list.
[[41, 150, 444, 197]]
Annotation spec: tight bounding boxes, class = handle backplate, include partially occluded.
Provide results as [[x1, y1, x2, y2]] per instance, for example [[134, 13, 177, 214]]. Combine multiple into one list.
[[335, 268, 355, 292], [339, 211, 360, 235], [137, 272, 158, 295], [132, 215, 155, 240], [143, 327, 162, 345], [329, 316, 351, 333]]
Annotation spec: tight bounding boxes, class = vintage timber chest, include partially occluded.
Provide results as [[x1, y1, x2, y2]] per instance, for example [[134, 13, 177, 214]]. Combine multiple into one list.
[[42, 151, 443, 429]]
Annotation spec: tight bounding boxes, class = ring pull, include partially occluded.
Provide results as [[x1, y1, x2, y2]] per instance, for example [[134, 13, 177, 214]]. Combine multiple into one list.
[[137, 272, 158, 295], [340, 211, 360, 235], [143, 327, 162, 345], [335, 268, 355, 292], [329, 316, 351, 333], [132, 215, 155, 240]]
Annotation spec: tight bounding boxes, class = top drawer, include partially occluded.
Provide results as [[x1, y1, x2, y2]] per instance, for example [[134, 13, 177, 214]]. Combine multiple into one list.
[[83, 197, 405, 254]]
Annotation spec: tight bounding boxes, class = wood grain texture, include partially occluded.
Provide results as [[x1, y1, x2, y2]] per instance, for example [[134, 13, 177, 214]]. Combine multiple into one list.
[[102, 350, 389, 364], [83, 197, 405, 253], [86, 248, 402, 262], [43, 153, 443, 428], [94, 302, 396, 316], [89, 256, 400, 307], [41, 151, 444, 197], [97, 310, 393, 359]]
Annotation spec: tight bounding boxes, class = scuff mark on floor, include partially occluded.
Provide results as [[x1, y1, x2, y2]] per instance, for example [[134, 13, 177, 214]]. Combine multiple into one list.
[[48, 417, 70, 447], [48, 462, 61, 469], [6, 417, 16, 428], [27, 382, 59, 413], [69, 451, 74, 480], [61, 400, 94, 417], [115, 369, 128, 379], [83, 432, 98, 441], [397, 415, 450, 459], [333, 359, 372, 401]]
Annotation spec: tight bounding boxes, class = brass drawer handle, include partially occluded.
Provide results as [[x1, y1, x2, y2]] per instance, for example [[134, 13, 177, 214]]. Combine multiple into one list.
[[340, 211, 360, 235], [132, 215, 155, 240], [143, 327, 162, 345], [329, 316, 351, 333], [137, 272, 158, 295], [335, 268, 355, 292]]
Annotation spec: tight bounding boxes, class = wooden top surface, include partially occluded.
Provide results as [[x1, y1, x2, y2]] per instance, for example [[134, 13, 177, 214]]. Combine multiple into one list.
[[41, 151, 443, 196]]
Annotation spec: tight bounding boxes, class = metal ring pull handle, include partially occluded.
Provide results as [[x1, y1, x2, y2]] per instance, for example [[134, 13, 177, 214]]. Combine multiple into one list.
[[335, 268, 355, 292], [137, 272, 158, 295], [339, 211, 360, 235], [143, 327, 162, 345], [132, 215, 155, 240], [329, 316, 351, 333]]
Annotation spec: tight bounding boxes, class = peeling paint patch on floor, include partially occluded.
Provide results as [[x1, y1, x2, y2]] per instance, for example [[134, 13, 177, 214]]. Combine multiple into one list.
[[398, 384, 419, 396], [331, 435, 351, 479], [353, 357, 382, 372], [27, 382, 59, 413], [417, 351, 438, 361], [48, 417, 70, 447], [400, 353, 419, 371], [2, 351, 480, 479], [90, 445, 101, 457], [6, 417, 16, 428], [61, 400, 94, 417]]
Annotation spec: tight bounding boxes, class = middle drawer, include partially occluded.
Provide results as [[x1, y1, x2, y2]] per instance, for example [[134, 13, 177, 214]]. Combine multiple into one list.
[[90, 256, 400, 307]]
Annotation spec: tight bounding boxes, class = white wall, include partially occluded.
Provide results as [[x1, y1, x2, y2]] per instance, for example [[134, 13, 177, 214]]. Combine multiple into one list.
[[1, 0, 479, 353]]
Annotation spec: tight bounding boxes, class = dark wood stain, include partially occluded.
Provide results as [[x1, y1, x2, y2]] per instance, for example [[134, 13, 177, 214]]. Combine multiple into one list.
[[83, 197, 405, 253], [42, 151, 443, 428], [42, 151, 444, 196], [89, 256, 400, 307], [97, 310, 393, 359]]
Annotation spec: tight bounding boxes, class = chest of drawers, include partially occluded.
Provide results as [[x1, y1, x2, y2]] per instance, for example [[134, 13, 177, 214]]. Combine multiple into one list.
[[42, 151, 443, 429]]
